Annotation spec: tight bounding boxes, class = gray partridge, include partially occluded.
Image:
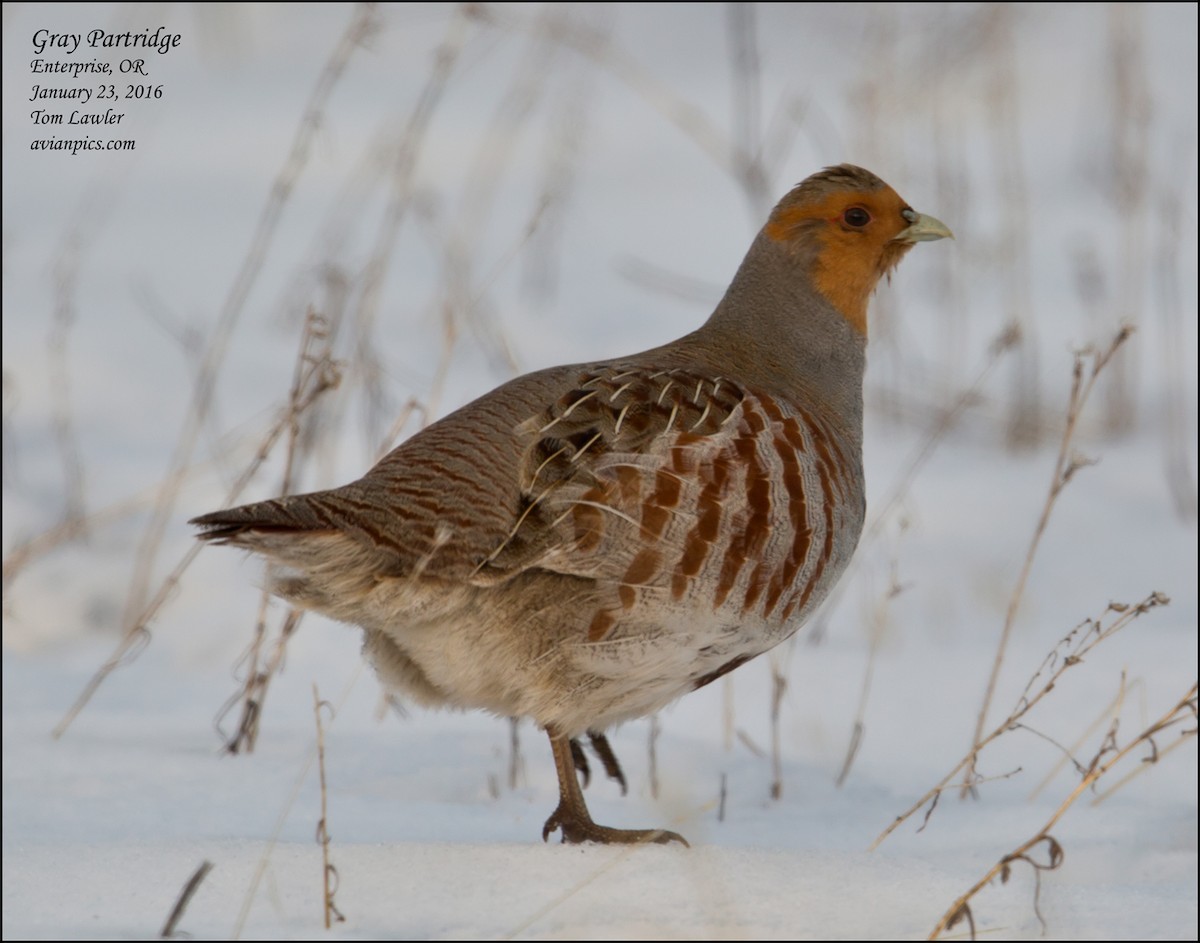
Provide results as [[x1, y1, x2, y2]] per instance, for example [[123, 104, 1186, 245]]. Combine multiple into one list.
[[192, 164, 951, 846]]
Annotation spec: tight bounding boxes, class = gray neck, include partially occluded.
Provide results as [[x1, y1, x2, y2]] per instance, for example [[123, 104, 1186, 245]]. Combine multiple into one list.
[[678, 230, 866, 442]]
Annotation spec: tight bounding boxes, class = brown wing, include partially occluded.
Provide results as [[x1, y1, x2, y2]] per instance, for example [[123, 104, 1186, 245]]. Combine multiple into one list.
[[473, 361, 864, 648], [473, 364, 748, 586], [190, 362, 742, 581], [190, 366, 575, 580]]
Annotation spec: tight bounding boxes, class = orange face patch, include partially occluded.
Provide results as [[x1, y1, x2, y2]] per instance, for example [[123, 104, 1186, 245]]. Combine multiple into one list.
[[766, 186, 917, 336]]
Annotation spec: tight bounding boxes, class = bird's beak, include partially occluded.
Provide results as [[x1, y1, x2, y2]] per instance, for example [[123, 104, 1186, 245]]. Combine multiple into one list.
[[893, 211, 954, 244]]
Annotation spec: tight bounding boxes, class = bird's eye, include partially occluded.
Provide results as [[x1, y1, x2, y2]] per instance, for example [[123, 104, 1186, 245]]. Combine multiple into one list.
[[843, 207, 871, 227]]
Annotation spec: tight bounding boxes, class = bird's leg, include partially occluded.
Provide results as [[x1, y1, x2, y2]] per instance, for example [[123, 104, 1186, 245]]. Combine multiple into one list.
[[541, 726, 688, 846], [570, 731, 628, 793], [586, 730, 628, 795], [569, 737, 591, 788]]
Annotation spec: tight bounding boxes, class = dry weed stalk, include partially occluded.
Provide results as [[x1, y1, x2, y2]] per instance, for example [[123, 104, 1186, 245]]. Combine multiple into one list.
[[48, 231, 86, 525], [4, 482, 172, 590], [54, 311, 341, 739], [44, 157, 135, 528], [123, 3, 378, 631], [796, 327, 1016, 787], [231, 668, 366, 941], [219, 311, 339, 753], [350, 4, 474, 443], [50, 5, 377, 738], [1090, 721, 1195, 804], [159, 859, 214, 939], [811, 324, 1019, 648], [837, 554, 906, 788], [961, 326, 1133, 795], [313, 685, 345, 930], [929, 680, 1197, 940], [872, 590, 1169, 850], [1099, 2, 1150, 437], [983, 4, 1041, 451], [1026, 673, 1139, 801], [1153, 166, 1198, 520]]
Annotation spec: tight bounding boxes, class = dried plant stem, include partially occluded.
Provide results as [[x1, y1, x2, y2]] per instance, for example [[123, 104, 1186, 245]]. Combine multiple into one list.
[[313, 685, 344, 930], [52, 7, 375, 738], [1101, 2, 1149, 436], [870, 327, 1019, 543], [159, 859, 213, 939], [480, 5, 747, 185], [837, 558, 904, 787], [54, 314, 340, 739], [4, 477, 192, 590], [1153, 165, 1197, 519], [231, 664, 363, 940], [985, 4, 1040, 451], [961, 327, 1133, 796], [123, 3, 377, 631], [351, 3, 472, 443], [1027, 674, 1138, 801], [872, 591, 1168, 850], [48, 235, 86, 525], [1090, 728, 1194, 805], [44, 168, 131, 528], [221, 312, 336, 753], [810, 325, 1017, 644], [930, 681, 1197, 940]]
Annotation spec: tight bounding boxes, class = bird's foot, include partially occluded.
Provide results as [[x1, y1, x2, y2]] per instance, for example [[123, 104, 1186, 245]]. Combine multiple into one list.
[[541, 803, 688, 846]]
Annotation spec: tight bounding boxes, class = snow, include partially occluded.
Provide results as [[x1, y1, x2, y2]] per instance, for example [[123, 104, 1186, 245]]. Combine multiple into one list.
[[3, 4, 1196, 940]]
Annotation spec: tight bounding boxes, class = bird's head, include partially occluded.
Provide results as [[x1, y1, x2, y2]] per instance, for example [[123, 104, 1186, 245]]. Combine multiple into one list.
[[764, 164, 952, 336]]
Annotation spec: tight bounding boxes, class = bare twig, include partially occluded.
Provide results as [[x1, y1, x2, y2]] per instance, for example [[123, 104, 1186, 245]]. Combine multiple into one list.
[[809, 325, 1018, 645], [1153, 150, 1198, 520], [313, 685, 345, 929], [984, 5, 1040, 451], [1027, 674, 1139, 801], [350, 3, 472, 444], [961, 327, 1133, 795], [160, 860, 214, 938], [127, 2, 377, 625], [55, 312, 341, 739], [52, 5, 377, 738], [1099, 2, 1150, 436], [929, 681, 1197, 939], [4, 478, 180, 590], [48, 232, 86, 525], [872, 590, 1168, 850], [219, 311, 337, 753], [837, 556, 908, 787]]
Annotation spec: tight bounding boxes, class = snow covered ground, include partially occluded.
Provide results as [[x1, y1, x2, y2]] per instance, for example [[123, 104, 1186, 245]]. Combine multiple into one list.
[[3, 4, 1196, 939]]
